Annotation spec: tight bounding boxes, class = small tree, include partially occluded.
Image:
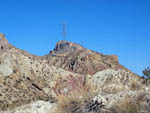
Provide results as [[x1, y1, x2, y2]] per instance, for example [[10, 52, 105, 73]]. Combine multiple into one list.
[[143, 67, 150, 80]]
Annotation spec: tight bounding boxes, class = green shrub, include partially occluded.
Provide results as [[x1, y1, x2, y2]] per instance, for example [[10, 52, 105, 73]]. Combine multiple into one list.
[[143, 67, 150, 80]]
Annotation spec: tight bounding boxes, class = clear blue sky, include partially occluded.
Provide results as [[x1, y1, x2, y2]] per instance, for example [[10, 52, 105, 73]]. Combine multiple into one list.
[[0, 0, 150, 75]]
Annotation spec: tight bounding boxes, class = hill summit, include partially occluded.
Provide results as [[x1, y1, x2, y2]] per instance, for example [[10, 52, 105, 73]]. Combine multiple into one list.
[[53, 40, 86, 53], [42, 40, 127, 75]]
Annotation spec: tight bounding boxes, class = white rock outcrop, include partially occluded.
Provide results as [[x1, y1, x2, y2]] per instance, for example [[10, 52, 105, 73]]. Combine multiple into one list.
[[0, 64, 13, 76], [0, 101, 56, 113]]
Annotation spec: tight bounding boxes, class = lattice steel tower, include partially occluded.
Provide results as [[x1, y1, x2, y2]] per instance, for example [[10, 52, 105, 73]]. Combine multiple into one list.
[[62, 23, 67, 40]]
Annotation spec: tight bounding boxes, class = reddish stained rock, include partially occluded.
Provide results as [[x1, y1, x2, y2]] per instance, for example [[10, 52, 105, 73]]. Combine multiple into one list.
[[42, 40, 128, 75]]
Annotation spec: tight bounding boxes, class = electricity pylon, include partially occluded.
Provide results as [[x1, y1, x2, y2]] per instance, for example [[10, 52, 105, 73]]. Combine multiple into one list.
[[62, 23, 67, 40]]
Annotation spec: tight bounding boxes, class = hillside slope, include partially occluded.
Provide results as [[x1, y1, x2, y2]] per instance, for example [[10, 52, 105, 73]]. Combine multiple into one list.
[[42, 40, 131, 75], [0, 34, 149, 113], [0, 34, 81, 110]]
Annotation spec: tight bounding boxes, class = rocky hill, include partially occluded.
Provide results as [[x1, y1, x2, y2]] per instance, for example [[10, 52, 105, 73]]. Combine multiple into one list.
[[0, 33, 150, 113], [42, 40, 129, 75], [0, 34, 81, 110]]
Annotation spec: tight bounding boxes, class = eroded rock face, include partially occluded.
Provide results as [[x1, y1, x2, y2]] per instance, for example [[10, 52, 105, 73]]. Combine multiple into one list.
[[91, 69, 142, 91], [0, 64, 13, 76], [0, 35, 149, 113], [0, 36, 81, 111], [53, 40, 86, 53], [0, 101, 56, 113], [88, 69, 150, 113], [0, 33, 16, 54], [0, 33, 9, 52], [42, 40, 128, 75], [0, 51, 80, 110]]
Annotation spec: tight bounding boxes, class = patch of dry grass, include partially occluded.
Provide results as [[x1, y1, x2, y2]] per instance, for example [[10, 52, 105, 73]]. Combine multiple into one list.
[[110, 99, 139, 113], [53, 74, 97, 113], [130, 80, 141, 90], [110, 92, 149, 113]]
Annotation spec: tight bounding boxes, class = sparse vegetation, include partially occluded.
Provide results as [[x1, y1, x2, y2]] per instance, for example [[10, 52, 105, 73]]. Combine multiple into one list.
[[110, 92, 150, 113], [110, 102, 139, 113], [100, 84, 125, 94], [53, 74, 97, 113], [143, 67, 150, 80], [1, 36, 150, 113], [130, 80, 141, 90]]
